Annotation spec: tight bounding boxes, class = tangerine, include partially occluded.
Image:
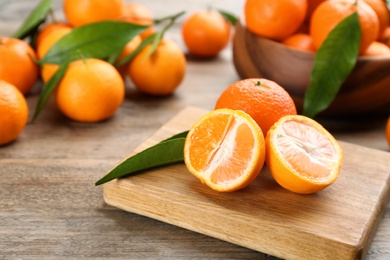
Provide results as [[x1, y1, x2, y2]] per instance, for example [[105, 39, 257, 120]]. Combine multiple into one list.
[[182, 10, 231, 57], [63, 0, 124, 27], [36, 22, 72, 47], [215, 78, 297, 135], [0, 80, 29, 146], [127, 38, 186, 96], [116, 35, 142, 77], [244, 0, 308, 41], [184, 108, 265, 192], [36, 26, 72, 82], [121, 2, 155, 39], [282, 33, 316, 52], [310, 0, 379, 53], [381, 26, 390, 47], [363, 0, 389, 39], [305, 0, 326, 22], [0, 37, 39, 95], [55, 58, 125, 122], [266, 115, 344, 194], [362, 41, 390, 56]]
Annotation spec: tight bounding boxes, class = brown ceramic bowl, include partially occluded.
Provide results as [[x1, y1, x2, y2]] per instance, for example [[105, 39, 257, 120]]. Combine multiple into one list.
[[232, 21, 390, 118]]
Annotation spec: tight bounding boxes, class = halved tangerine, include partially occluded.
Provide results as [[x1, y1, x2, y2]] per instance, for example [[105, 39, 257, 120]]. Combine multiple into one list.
[[184, 108, 265, 192], [266, 115, 344, 194]]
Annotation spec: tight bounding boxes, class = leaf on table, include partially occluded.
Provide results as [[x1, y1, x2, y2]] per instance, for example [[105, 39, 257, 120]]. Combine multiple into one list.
[[95, 133, 189, 186], [38, 21, 148, 65], [161, 130, 188, 142], [12, 0, 52, 39], [303, 12, 361, 118]]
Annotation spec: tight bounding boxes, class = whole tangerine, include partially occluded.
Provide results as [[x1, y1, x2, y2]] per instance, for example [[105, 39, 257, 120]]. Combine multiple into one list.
[[0, 80, 29, 146], [363, 0, 389, 40], [121, 2, 155, 39], [63, 0, 124, 27], [0, 37, 39, 95], [116, 35, 142, 77], [182, 10, 231, 57], [36, 22, 73, 48], [244, 0, 308, 41], [215, 78, 297, 135], [36, 26, 73, 82], [55, 58, 125, 122], [127, 38, 186, 96], [362, 41, 390, 56], [282, 33, 316, 52], [310, 0, 379, 53]]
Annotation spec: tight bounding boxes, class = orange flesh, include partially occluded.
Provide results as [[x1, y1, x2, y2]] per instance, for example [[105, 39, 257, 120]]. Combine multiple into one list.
[[276, 120, 337, 181], [188, 113, 255, 185]]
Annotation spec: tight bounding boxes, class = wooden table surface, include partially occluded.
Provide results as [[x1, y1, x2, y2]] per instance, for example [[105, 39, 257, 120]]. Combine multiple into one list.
[[1, 0, 389, 259]]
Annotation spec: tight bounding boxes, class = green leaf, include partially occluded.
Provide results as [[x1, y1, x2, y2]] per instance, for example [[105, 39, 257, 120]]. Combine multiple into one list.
[[303, 12, 361, 118], [95, 136, 187, 186], [39, 21, 148, 65], [218, 9, 238, 26], [114, 33, 156, 67], [114, 11, 186, 67], [146, 31, 163, 58], [12, 0, 52, 39], [161, 130, 188, 142], [107, 50, 122, 65], [31, 61, 69, 123]]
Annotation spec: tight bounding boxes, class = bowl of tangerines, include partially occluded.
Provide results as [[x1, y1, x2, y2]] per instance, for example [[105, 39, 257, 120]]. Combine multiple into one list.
[[233, 0, 390, 118]]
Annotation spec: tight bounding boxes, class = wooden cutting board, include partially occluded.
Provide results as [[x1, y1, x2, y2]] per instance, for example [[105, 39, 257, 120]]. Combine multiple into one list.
[[102, 107, 390, 260]]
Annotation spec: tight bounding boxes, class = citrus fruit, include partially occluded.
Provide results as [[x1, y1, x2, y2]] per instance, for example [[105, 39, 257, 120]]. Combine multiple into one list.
[[362, 41, 390, 56], [55, 58, 125, 122], [0, 37, 39, 95], [121, 2, 155, 39], [310, 0, 379, 53], [36, 26, 72, 82], [266, 115, 344, 194], [127, 38, 186, 96], [381, 26, 390, 47], [36, 22, 72, 47], [116, 35, 142, 77], [215, 78, 297, 135], [363, 0, 389, 39], [181, 10, 231, 57], [244, 0, 308, 41], [386, 117, 390, 147], [305, 0, 326, 22], [281, 33, 316, 52], [63, 0, 124, 27], [184, 108, 265, 192], [0, 80, 29, 146]]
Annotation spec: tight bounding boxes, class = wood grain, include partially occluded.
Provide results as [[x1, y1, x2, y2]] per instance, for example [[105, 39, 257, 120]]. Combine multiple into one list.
[[0, 1, 389, 259], [103, 107, 390, 260]]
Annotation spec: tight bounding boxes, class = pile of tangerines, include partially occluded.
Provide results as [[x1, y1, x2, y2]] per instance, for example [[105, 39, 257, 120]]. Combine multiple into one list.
[[0, 0, 232, 146], [244, 0, 390, 56], [0, 0, 389, 159]]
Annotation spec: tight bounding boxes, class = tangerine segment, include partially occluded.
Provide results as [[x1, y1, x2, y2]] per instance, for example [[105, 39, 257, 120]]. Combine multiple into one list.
[[266, 115, 344, 194], [184, 109, 265, 192]]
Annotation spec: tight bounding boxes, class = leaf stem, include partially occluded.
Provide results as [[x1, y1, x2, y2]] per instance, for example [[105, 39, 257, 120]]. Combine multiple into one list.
[[153, 10, 185, 24], [115, 10, 185, 66]]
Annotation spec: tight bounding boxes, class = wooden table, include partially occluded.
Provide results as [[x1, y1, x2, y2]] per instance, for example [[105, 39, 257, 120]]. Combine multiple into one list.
[[1, 1, 389, 259]]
